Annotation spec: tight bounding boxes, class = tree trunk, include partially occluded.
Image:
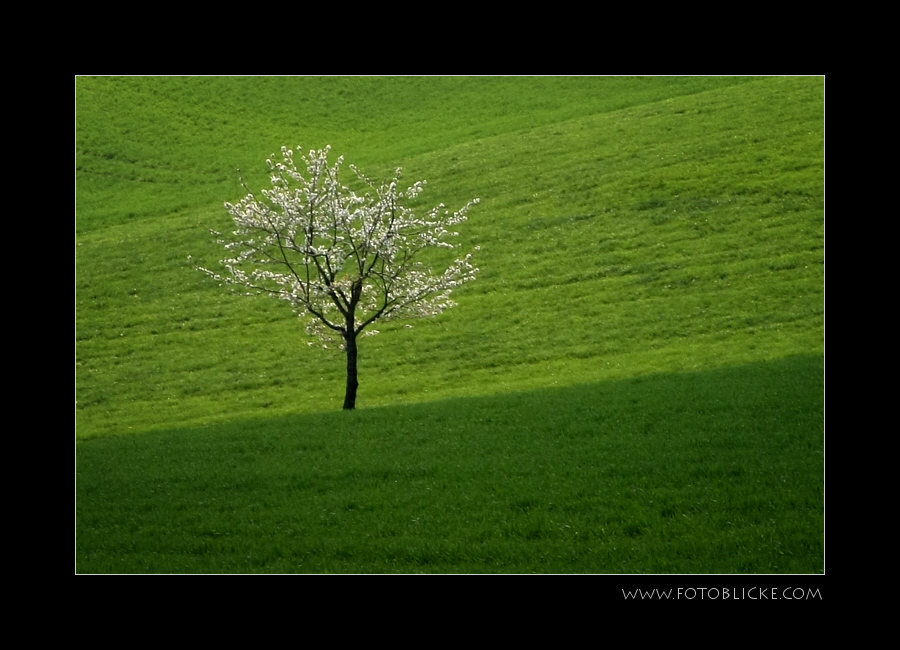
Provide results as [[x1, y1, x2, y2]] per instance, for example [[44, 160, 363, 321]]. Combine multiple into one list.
[[342, 331, 359, 410]]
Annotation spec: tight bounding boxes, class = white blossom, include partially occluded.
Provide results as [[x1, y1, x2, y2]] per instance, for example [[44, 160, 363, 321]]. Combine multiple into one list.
[[197, 146, 480, 409]]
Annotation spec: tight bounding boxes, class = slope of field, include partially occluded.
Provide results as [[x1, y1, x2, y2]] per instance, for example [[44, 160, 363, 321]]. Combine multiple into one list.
[[76, 76, 824, 574], [76, 76, 823, 439], [76, 76, 761, 233]]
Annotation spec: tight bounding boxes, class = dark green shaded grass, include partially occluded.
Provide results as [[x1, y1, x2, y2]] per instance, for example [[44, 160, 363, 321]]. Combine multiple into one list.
[[76, 354, 823, 574]]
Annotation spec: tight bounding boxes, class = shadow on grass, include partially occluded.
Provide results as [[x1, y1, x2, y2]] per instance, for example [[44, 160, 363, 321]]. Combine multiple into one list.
[[77, 353, 823, 574]]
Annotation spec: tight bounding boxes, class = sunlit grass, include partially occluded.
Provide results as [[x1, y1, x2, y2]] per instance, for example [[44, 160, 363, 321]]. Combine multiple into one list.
[[76, 76, 822, 438]]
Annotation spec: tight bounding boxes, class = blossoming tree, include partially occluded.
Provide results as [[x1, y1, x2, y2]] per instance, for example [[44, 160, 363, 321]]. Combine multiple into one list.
[[199, 145, 479, 410]]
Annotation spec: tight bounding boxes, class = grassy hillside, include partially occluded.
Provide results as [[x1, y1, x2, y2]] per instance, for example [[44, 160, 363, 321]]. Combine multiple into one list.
[[76, 76, 823, 573], [76, 76, 761, 233], [76, 76, 823, 439]]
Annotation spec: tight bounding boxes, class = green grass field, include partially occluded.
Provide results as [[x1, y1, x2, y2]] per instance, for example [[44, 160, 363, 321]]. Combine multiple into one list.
[[75, 76, 824, 573]]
